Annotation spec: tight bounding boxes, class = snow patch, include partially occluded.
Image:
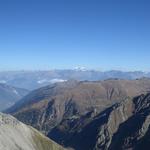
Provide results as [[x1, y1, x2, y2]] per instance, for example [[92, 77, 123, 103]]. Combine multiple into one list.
[[74, 66, 87, 71], [12, 89, 19, 96]]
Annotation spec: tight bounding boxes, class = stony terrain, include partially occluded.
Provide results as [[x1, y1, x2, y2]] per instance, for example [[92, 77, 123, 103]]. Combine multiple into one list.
[[0, 112, 65, 150], [49, 93, 150, 150]]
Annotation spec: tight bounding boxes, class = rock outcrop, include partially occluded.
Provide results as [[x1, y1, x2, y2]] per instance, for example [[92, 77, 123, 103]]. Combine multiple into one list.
[[49, 93, 150, 150]]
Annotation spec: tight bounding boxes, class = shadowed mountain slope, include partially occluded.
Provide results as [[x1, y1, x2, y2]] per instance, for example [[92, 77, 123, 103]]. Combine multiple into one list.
[[0, 83, 29, 111], [48, 93, 150, 150]]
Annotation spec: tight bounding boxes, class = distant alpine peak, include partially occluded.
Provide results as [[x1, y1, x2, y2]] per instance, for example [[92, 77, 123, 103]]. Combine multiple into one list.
[[74, 66, 87, 71]]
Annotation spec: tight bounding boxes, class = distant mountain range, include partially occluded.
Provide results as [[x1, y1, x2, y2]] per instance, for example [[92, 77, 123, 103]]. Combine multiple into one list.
[[0, 83, 29, 111], [0, 70, 150, 90], [0, 113, 65, 150], [6, 78, 150, 150]]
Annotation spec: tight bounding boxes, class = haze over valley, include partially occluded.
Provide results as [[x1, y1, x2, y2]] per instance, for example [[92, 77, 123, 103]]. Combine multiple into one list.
[[0, 70, 149, 90]]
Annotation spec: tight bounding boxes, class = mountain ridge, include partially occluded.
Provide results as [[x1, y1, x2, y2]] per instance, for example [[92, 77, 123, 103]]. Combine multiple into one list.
[[6, 79, 150, 150], [6, 78, 150, 133]]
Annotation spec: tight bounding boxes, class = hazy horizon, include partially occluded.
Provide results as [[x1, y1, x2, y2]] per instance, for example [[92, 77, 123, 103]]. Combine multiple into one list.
[[0, 68, 149, 72]]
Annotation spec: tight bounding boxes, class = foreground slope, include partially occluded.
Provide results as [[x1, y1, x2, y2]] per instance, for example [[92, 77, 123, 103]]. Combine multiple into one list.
[[7, 79, 150, 134], [0, 83, 29, 111], [0, 113, 65, 150]]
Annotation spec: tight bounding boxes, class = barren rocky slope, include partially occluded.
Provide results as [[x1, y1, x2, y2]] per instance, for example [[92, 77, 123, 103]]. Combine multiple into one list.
[[0, 113, 65, 150], [49, 93, 150, 150]]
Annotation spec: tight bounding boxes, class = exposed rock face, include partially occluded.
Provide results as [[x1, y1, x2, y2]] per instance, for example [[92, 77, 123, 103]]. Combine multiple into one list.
[[48, 98, 134, 150], [49, 93, 150, 150], [108, 94, 150, 150], [0, 113, 65, 150]]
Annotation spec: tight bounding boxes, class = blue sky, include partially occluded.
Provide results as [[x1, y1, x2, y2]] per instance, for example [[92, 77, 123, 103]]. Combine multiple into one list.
[[0, 0, 150, 71]]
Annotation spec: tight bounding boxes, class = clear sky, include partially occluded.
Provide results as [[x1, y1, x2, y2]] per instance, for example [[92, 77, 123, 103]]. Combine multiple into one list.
[[0, 0, 150, 71]]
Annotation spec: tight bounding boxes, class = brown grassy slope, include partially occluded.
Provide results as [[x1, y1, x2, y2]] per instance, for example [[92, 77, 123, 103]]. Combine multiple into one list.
[[8, 78, 150, 134]]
